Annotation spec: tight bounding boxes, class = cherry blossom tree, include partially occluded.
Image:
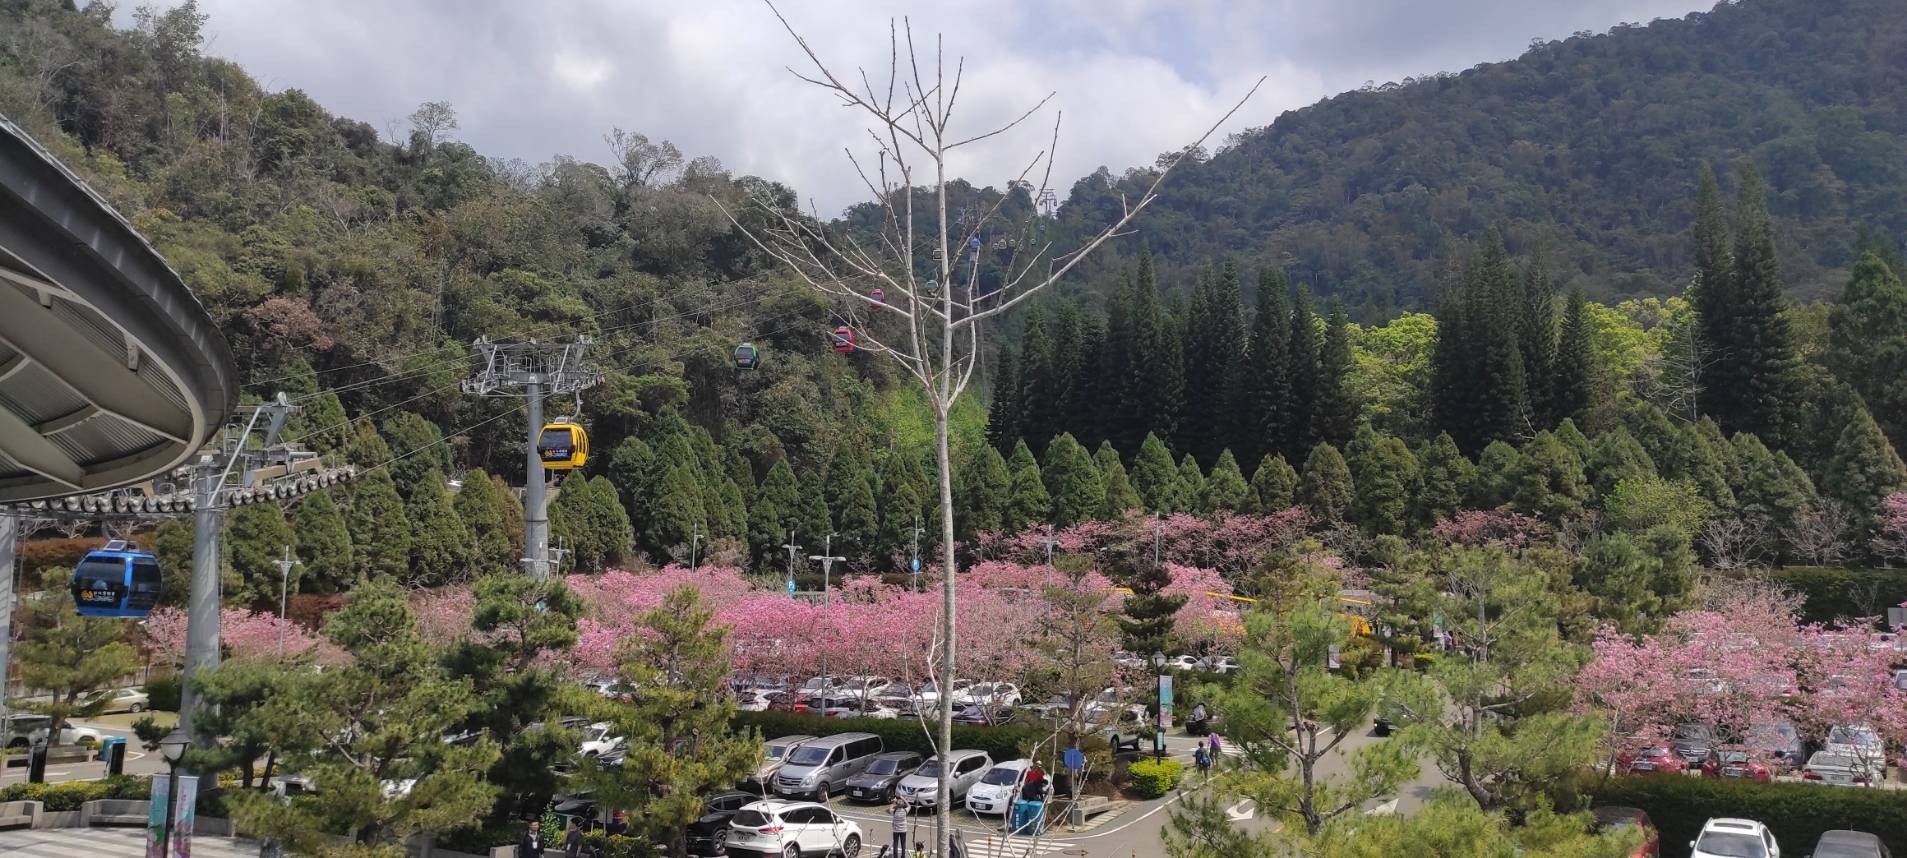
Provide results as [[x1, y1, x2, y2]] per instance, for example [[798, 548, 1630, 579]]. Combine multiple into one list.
[[1431, 510, 1553, 549], [144, 606, 336, 666], [1870, 492, 1907, 565]]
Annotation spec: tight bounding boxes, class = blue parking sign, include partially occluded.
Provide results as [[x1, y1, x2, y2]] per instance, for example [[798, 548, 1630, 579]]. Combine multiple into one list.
[[1063, 747, 1084, 771]]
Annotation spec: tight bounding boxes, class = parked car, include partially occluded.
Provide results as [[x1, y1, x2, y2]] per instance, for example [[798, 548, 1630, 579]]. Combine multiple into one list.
[[764, 692, 813, 714], [1700, 749, 1773, 784], [1810, 831, 1891, 858], [797, 676, 840, 697], [773, 733, 885, 801], [843, 751, 923, 803], [951, 703, 1013, 726], [1823, 725, 1885, 761], [686, 790, 759, 856], [726, 799, 863, 858], [737, 690, 776, 712], [1742, 721, 1805, 773], [954, 682, 1021, 707], [1591, 806, 1659, 858], [914, 679, 971, 709], [1893, 669, 1907, 692], [1112, 650, 1144, 669], [550, 791, 600, 830], [98, 687, 149, 714], [837, 676, 893, 701], [896, 749, 991, 809], [1164, 655, 1201, 671], [1802, 751, 1884, 787], [744, 735, 817, 792], [1200, 655, 1239, 674], [967, 759, 1040, 816], [1690, 818, 1778, 858], [1671, 724, 1717, 764], [1, 714, 51, 749], [1616, 746, 1688, 776], [580, 721, 626, 758]]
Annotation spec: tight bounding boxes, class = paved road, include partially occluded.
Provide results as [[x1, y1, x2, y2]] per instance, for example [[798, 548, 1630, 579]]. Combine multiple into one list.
[[0, 828, 259, 857], [0, 718, 163, 786]]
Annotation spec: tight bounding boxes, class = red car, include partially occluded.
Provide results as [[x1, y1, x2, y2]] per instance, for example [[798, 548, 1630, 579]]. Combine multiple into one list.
[[1592, 806, 1660, 858], [1701, 749, 1773, 783], [1615, 745, 1688, 775]]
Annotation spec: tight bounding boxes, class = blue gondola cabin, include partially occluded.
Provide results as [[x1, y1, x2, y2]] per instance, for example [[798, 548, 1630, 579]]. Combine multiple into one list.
[[71, 541, 161, 618]]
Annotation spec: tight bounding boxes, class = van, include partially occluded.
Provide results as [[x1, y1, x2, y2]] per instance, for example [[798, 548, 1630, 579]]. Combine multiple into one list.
[[773, 732, 884, 801]]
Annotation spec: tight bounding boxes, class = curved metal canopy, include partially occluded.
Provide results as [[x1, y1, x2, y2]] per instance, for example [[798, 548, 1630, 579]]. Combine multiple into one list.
[[0, 115, 236, 502]]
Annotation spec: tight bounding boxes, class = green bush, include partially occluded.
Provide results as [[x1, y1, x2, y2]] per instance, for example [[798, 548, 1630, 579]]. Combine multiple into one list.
[[734, 711, 1041, 764], [144, 676, 182, 712], [1747, 567, 1907, 624], [1127, 758, 1182, 798], [1584, 774, 1907, 852], [0, 776, 151, 811], [584, 832, 658, 858]]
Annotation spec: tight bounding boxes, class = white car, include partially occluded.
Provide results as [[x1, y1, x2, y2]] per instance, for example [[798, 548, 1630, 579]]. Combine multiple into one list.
[[1112, 651, 1144, 669], [1895, 669, 1907, 692], [579, 722, 624, 758], [914, 679, 971, 709], [727, 800, 863, 858], [1823, 725, 1885, 761], [98, 688, 150, 714], [955, 682, 1021, 707], [964, 759, 1031, 816], [1802, 751, 1884, 787], [797, 676, 840, 697], [1690, 818, 1779, 858], [1165, 655, 1201, 671], [737, 690, 776, 712], [1201, 656, 1239, 674], [898, 750, 991, 808], [745, 735, 817, 791]]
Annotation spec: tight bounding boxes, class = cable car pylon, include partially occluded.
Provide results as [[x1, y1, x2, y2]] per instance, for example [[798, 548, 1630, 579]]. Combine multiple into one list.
[[462, 337, 601, 579]]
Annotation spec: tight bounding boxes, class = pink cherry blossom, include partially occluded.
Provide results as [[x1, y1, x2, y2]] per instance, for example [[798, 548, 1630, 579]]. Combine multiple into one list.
[[143, 606, 338, 666]]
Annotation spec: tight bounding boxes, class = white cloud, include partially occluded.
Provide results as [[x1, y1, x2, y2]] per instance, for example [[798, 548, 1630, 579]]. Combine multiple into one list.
[[129, 0, 1711, 215]]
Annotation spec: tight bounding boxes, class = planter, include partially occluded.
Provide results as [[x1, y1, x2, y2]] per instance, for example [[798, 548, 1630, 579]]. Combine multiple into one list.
[[33, 810, 78, 828]]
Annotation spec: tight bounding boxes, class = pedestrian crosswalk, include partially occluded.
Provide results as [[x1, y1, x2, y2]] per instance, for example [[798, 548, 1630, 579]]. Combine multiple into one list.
[[0, 828, 261, 857], [949, 833, 1068, 858]]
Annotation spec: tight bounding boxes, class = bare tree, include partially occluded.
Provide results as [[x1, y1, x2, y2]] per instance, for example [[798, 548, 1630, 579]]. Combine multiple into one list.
[[1699, 514, 1772, 571], [719, 6, 1262, 852], [1788, 501, 1855, 567], [407, 100, 458, 157]]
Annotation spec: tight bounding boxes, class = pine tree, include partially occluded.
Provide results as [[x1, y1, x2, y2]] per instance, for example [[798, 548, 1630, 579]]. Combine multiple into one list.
[[589, 475, 634, 565], [1130, 433, 1183, 514], [878, 480, 925, 565], [407, 467, 471, 584], [1553, 418, 1593, 463], [827, 446, 879, 559], [1176, 455, 1206, 515], [12, 568, 138, 740], [1698, 166, 1797, 442], [1732, 432, 1815, 538], [1351, 432, 1419, 536], [294, 391, 350, 454], [1661, 422, 1736, 512], [1095, 441, 1143, 517], [549, 471, 596, 570], [796, 470, 832, 547], [1117, 559, 1187, 657], [1181, 262, 1248, 466], [226, 501, 297, 609], [1518, 257, 1557, 425], [749, 460, 802, 567], [1251, 454, 1301, 512], [1587, 429, 1658, 501], [1623, 401, 1680, 469], [1415, 432, 1474, 527], [382, 411, 449, 499], [454, 471, 516, 577], [1068, 314, 1110, 450], [1004, 439, 1052, 534], [1300, 443, 1354, 523], [1018, 304, 1071, 456], [1822, 408, 1907, 534], [1043, 433, 1106, 527], [1287, 286, 1321, 457], [608, 437, 657, 535], [1313, 300, 1359, 448], [1112, 245, 1184, 454], [1432, 234, 1528, 453], [649, 463, 708, 561], [1508, 431, 1588, 524], [958, 444, 1012, 538], [1202, 449, 1252, 513], [347, 468, 411, 580], [344, 418, 393, 469], [293, 491, 353, 594], [1550, 286, 1595, 424], [1244, 269, 1293, 467], [1827, 253, 1907, 451], [1470, 441, 1524, 509]]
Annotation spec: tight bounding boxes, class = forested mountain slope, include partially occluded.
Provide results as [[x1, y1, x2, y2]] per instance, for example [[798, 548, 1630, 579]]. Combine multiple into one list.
[[1052, 0, 1907, 314]]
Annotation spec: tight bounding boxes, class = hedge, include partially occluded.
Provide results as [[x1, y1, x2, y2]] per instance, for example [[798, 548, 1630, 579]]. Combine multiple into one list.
[[1585, 775, 1907, 855], [1127, 758, 1182, 798], [733, 711, 1041, 764], [144, 675, 182, 712], [0, 775, 149, 811], [1742, 567, 1907, 624]]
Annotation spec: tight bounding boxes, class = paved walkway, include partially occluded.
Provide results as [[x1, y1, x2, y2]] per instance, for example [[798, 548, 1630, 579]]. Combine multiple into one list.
[[0, 828, 261, 857]]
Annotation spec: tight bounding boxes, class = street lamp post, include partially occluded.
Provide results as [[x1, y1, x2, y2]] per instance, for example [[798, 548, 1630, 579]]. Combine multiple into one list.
[[157, 728, 190, 856]]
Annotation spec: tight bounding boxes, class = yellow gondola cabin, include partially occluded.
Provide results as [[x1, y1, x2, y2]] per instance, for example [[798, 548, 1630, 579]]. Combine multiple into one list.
[[537, 421, 589, 470]]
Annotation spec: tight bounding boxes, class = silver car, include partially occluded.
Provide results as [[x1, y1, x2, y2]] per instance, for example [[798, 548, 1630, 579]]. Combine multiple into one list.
[[744, 734, 816, 792], [894, 750, 991, 808]]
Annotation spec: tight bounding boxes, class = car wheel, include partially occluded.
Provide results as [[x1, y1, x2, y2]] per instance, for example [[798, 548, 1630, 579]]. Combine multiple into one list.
[[814, 783, 829, 802], [129, 704, 144, 713], [713, 829, 728, 852], [841, 834, 861, 858], [783, 844, 802, 858]]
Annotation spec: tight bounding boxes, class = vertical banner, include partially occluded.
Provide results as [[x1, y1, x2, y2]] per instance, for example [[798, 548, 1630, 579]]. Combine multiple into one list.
[[1328, 645, 1341, 670], [145, 775, 170, 858], [169, 774, 198, 858], [1156, 674, 1174, 730]]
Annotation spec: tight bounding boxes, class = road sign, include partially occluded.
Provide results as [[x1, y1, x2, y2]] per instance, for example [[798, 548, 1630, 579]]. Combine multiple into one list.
[[911, 556, 920, 572], [786, 578, 797, 594], [1063, 747, 1084, 771]]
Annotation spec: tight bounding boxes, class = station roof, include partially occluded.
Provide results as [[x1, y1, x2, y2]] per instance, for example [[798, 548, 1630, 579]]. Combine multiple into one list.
[[0, 116, 236, 502]]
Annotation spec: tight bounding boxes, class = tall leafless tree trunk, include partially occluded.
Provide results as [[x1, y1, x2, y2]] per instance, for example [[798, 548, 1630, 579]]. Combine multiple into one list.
[[720, 6, 1260, 853]]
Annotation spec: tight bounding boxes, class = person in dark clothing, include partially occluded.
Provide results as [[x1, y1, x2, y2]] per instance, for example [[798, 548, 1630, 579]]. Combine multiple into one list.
[[604, 811, 629, 836], [518, 820, 545, 858], [563, 819, 585, 858]]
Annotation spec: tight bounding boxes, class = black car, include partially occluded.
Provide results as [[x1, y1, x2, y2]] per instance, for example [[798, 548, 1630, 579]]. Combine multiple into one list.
[[1812, 831, 1891, 858], [843, 751, 924, 802], [1670, 724, 1715, 763], [550, 791, 599, 830], [685, 790, 758, 856]]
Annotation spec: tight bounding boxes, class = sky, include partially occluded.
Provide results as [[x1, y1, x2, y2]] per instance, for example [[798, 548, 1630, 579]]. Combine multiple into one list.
[[129, 0, 1714, 215]]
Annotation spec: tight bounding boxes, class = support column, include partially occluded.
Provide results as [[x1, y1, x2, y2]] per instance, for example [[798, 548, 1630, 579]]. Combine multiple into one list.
[[0, 515, 16, 746], [523, 380, 548, 580], [178, 463, 222, 748]]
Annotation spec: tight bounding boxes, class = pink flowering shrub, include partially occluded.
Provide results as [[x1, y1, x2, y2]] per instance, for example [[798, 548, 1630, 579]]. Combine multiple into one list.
[[1432, 509, 1552, 549], [144, 606, 338, 666]]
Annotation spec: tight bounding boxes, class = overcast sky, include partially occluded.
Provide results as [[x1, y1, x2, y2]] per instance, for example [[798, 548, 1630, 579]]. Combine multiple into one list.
[[129, 0, 1713, 215]]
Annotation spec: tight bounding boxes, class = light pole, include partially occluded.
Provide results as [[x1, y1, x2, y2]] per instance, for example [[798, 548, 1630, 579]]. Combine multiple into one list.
[[273, 546, 299, 621], [690, 529, 702, 568], [157, 728, 189, 856], [1041, 536, 1058, 591], [809, 533, 844, 607], [781, 531, 802, 595], [911, 517, 923, 594], [1150, 652, 1170, 761]]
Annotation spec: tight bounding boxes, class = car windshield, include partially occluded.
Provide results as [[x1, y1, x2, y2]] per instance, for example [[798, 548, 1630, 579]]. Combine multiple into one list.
[[1717, 752, 1751, 764], [914, 760, 942, 778], [733, 810, 771, 828], [766, 744, 791, 760], [981, 767, 1022, 785], [1639, 747, 1671, 758], [970, 684, 994, 695], [586, 725, 610, 741], [786, 746, 830, 766], [1696, 832, 1768, 858], [868, 759, 902, 775], [1828, 726, 1879, 746], [1673, 725, 1712, 741]]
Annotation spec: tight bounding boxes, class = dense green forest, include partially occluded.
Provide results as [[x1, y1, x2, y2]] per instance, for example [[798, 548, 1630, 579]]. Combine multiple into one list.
[[6, 0, 1907, 597], [1049, 0, 1907, 314]]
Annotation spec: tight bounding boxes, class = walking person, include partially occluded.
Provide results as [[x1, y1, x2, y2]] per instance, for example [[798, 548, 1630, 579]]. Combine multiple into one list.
[[1209, 732, 1222, 758], [1193, 743, 1211, 778], [563, 818, 585, 858], [888, 793, 910, 858], [518, 819, 545, 858]]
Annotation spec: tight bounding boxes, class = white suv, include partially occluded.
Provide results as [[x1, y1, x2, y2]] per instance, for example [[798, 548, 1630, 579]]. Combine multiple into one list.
[[727, 800, 863, 858], [1691, 818, 1779, 858]]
